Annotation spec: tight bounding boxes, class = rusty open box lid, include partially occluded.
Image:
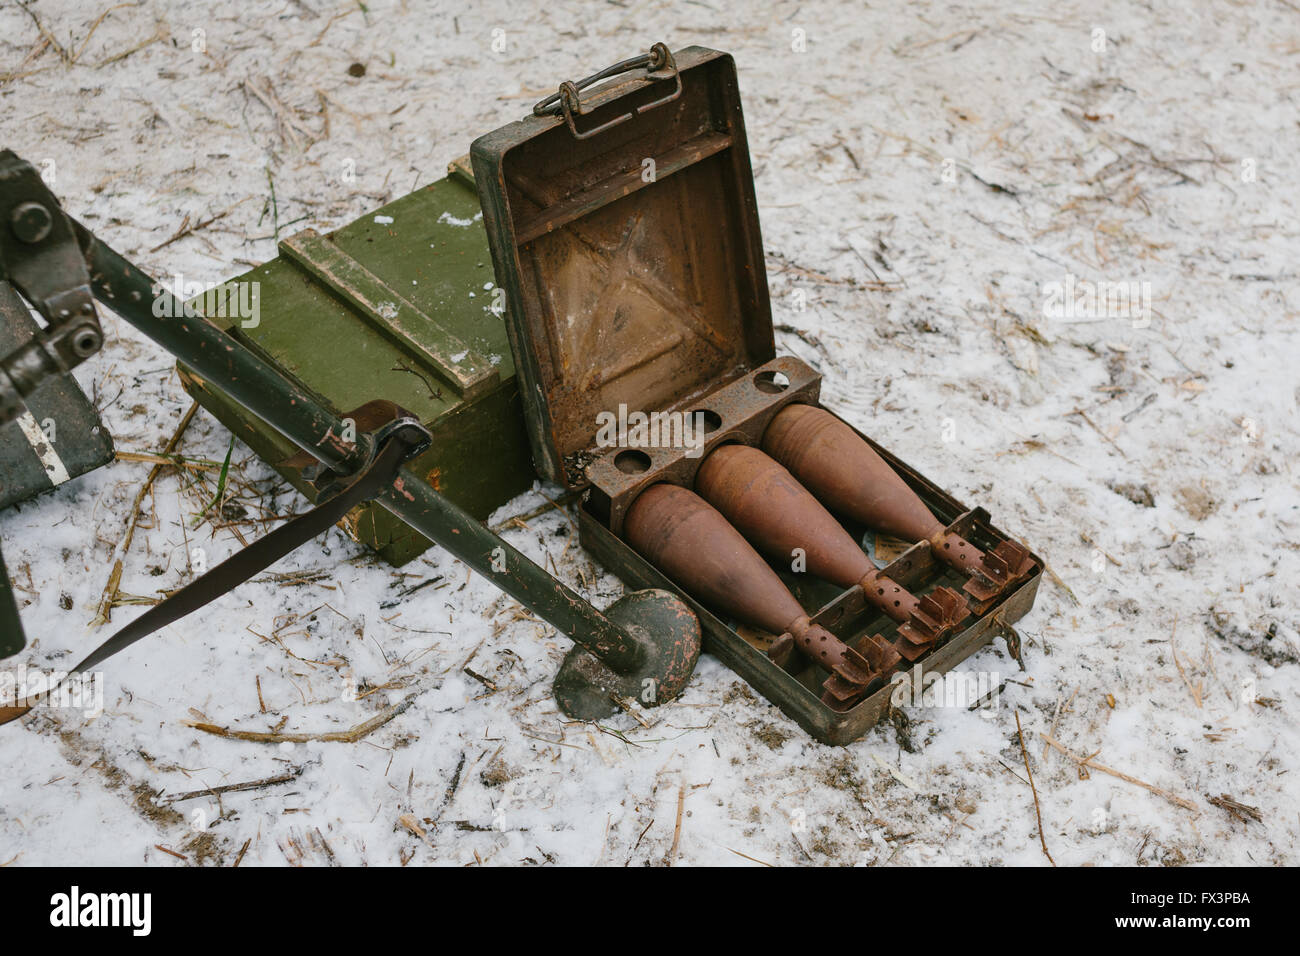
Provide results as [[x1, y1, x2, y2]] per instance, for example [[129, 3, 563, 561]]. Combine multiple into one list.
[[471, 44, 774, 487]]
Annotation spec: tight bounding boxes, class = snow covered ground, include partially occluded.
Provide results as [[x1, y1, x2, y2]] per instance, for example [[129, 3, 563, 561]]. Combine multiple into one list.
[[1, 0, 1296, 866]]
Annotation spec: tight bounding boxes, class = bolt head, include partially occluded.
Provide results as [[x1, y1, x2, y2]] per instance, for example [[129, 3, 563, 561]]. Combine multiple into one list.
[[11, 202, 53, 243], [70, 326, 100, 358]]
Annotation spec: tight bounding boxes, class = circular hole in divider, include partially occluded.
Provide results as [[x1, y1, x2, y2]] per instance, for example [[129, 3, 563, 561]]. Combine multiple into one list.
[[690, 408, 723, 434], [614, 449, 652, 475], [754, 370, 791, 393]]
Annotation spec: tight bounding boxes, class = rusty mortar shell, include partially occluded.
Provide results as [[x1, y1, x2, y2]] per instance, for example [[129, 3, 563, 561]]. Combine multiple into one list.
[[694, 443, 968, 661], [761, 404, 1035, 610], [623, 482, 885, 708]]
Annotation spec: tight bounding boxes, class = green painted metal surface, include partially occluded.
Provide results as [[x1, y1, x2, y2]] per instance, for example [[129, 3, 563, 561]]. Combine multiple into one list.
[[77, 214, 676, 710], [178, 173, 535, 566]]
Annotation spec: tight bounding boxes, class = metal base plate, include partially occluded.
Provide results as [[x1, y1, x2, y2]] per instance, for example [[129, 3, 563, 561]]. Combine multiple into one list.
[[553, 588, 701, 721]]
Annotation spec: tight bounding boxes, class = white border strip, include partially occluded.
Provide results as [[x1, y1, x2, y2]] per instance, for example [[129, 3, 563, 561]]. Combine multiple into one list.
[[16, 411, 70, 487]]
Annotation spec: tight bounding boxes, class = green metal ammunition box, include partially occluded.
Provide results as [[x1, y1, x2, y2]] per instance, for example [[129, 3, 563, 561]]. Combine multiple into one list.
[[178, 169, 534, 566]]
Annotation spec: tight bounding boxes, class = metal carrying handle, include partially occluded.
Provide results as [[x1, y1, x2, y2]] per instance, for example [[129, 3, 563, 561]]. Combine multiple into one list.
[[532, 42, 681, 140]]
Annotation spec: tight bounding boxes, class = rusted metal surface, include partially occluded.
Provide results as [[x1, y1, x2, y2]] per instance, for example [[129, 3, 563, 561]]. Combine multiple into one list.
[[576, 384, 1043, 742], [472, 47, 774, 487], [623, 482, 886, 708], [582, 463, 1043, 744], [470, 42, 1043, 742], [764, 403, 1036, 612], [695, 443, 968, 662], [763, 403, 942, 540], [931, 521, 1036, 614], [532, 42, 683, 142], [553, 587, 701, 720], [585, 354, 820, 535]]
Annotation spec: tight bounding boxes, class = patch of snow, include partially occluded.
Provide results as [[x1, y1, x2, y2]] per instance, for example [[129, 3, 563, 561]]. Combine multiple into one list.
[[437, 211, 481, 227], [0, 0, 1295, 868]]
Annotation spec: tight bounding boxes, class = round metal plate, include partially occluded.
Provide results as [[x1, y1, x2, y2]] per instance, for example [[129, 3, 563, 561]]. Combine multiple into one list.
[[553, 588, 701, 721]]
